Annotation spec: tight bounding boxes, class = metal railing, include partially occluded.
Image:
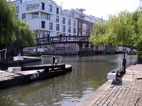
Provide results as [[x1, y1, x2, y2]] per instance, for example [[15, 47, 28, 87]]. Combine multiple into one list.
[[41, 55, 62, 65], [36, 36, 90, 45]]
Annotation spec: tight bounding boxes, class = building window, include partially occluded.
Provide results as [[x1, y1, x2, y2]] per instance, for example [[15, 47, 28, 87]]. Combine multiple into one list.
[[41, 21, 45, 28], [79, 23, 82, 28], [41, 2, 45, 10], [73, 28, 76, 34], [62, 25, 66, 32], [82, 23, 87, 36], [22, 14, 26, 19], [68, 26, 71, 33], [56, 16, 59, 22], [62, 17, 65, 24], [49, 5, 52, 12], [57, 32, 60, 36], [32, 13, 39, 19], [68, 34, 71, 40], [68, 19, 71, 25], [16, 6, 19, 13], [45, 31, 50, 37], [74, 20, 76, 26], [56, 7, 59, 14], [56, 24, 59, 31], [45, 13, 50, 20], [49, 22, 53, 30]]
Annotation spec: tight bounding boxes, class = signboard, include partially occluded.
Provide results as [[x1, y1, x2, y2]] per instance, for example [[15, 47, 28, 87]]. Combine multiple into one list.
[[26, 4, 39, 10]]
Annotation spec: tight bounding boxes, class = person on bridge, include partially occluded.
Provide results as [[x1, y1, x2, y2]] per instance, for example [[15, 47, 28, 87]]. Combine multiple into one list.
[[59, 33, 64, 37]]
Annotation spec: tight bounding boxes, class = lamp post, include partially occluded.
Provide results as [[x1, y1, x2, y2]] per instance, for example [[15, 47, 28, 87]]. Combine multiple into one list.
[[122, 48, 127, 74]]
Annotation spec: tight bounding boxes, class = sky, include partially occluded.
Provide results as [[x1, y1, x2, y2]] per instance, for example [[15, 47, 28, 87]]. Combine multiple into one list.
[[54, 0, 140, 19]]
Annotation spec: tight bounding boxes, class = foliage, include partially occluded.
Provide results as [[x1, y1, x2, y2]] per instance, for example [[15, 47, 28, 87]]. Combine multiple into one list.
[[90, 11, 142, 46], [90, 11, 142, 62], [0, 0, 35, 49], [14, 19, 36, 48], [0, 0, 16, 47]]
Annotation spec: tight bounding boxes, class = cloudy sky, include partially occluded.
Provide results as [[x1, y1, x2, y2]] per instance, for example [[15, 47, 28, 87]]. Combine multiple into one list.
[[54, 0, 140, 19]]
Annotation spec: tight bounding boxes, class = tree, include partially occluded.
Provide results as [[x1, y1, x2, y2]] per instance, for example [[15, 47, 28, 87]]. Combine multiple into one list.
[[0, 0, 36, 55], [14, 19, 35, 48], [0, 0, 15, 48], [90, 11, 142, 62]]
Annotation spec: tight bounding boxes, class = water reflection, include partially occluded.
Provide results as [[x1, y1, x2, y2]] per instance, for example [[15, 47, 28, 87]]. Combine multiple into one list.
[[0, 54, 137, 106]]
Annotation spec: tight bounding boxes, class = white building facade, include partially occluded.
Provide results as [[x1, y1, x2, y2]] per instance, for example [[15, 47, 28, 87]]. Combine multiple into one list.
[[15, 0, 77, 39]]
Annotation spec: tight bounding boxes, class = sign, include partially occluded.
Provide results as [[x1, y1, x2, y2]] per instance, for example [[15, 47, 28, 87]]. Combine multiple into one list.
[[26, 4, 39, 10]]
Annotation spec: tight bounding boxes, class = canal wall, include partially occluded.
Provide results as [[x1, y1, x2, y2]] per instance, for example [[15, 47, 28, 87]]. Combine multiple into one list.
[[77, 64, 142, 106]]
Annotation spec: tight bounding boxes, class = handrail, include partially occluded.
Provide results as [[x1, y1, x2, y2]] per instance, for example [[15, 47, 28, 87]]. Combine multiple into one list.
[[41, 55, 62, 65], [37, 36, 90, 40], [37, 36, 90, 45]]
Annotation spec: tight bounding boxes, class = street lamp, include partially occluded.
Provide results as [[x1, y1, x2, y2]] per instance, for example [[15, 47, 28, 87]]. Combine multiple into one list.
[[122, 47, 127, 74]]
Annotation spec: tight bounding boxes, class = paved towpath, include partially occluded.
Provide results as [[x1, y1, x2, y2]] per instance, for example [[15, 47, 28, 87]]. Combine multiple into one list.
[[78, 64, 142, 106]]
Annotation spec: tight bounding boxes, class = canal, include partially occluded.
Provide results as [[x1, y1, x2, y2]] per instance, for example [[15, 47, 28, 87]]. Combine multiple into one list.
[[0, 54, 137, 106]]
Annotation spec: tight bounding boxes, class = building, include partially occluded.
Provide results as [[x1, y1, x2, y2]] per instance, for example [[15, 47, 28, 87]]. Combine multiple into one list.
[[15, 0, 105, 54], [15, 0, 77, 39], [62, 9, 105, 54], [65, 9, 104, 37]]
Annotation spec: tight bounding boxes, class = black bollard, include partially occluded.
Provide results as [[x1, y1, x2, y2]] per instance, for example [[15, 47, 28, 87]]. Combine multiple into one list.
[[122, 48, 126, 74], [52, 56, 55, 65]]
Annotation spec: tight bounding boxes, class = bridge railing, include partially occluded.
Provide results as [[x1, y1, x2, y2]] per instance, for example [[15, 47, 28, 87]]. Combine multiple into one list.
[[36, 36, 90, 45]]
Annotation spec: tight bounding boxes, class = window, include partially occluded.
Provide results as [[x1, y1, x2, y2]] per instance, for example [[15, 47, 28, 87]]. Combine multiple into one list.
[[32, 13, 39, 19], [56, 16, 59, 22], [62, 25, 66, 32], [42, 2, 45, 10], [57, 32, 60, 36], [68, 26, 71, 33], [82, 23, 87, 36], [79, 23, 82, 28], [45, 31, 50, 37], [22, 14, 26, 19], [56, 24, 59, 31], [49, 5, 52, 12], [68, 19, 71, 25], [16, 6, 19, 13], [68, 34, 71, 40], [56, 7, 59, 14], [49, 23, 53, 30], [41, 21, 45, 28], [45, 14, 50, 20], [73, 28, 76, 34], [62, 17, 65, 24], [74, 20, 76, 26]]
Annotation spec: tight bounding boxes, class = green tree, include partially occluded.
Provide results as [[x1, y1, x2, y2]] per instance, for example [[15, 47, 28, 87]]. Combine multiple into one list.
[[90, 11, 142, 62], [0, 0, 35, 55], [0, 0, 15, 47], [14, 19, 35, 48]]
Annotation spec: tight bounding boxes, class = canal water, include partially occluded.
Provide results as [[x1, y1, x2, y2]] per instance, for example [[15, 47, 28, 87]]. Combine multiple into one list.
[[0, 54, 137, 106]]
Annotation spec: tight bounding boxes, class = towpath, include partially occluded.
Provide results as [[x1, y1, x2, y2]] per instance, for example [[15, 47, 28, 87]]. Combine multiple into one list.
[[78, 64, 142, 106]]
